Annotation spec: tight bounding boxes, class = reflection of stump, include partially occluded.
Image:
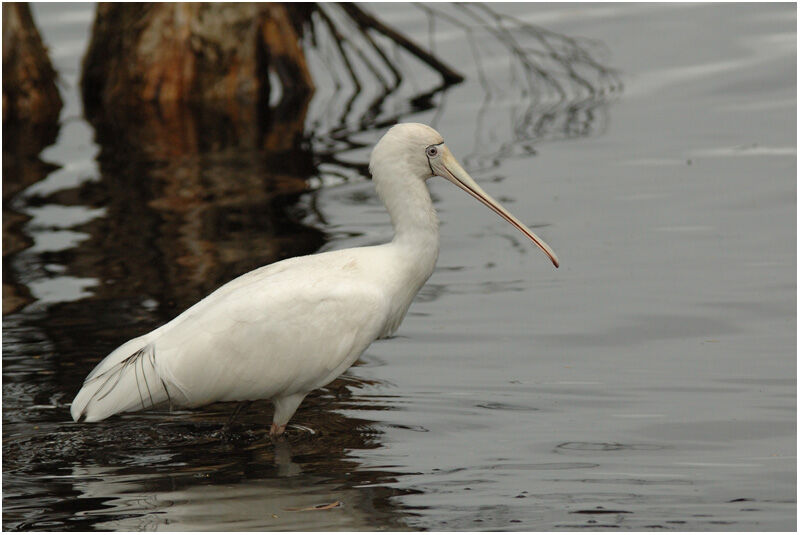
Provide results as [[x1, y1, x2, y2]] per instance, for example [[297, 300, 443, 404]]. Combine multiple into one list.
[[3, 3, 63, 314], [81, 3, 313, 112], [2, 2, 63, 127], [74, 93, 321, 310], [75, 4, 327, 311]]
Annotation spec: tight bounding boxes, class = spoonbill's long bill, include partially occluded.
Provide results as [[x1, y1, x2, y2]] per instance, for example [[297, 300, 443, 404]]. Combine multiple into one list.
[[71, 123, 558, 436]]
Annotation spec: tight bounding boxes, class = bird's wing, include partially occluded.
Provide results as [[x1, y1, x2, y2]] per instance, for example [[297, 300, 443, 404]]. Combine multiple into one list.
[[71, 250, 393, 420], [155, 253, 393, 405]]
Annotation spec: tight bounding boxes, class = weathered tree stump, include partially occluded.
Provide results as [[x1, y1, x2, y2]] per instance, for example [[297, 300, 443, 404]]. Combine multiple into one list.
[[2, 2, 63, 127], [81, 3, 313, 112]]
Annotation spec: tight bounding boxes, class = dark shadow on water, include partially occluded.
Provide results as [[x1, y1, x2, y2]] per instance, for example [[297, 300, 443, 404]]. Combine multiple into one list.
[[3, 374, 415, 530]]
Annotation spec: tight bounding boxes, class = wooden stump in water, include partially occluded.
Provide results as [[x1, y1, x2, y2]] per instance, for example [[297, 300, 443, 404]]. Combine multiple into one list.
[[2, 2, 63, 127], [81, 3, 313, 112]]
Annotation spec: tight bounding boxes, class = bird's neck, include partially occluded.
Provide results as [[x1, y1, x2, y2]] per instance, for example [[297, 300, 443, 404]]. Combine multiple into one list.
[[374, 168, 440, 272]]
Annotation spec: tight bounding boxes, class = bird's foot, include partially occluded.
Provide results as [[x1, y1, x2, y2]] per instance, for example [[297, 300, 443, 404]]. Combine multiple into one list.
[[269, 422, 286, 439]]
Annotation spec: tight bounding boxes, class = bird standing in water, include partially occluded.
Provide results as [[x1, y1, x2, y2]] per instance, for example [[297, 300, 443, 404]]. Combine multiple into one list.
[[71, 123, 558, 436]]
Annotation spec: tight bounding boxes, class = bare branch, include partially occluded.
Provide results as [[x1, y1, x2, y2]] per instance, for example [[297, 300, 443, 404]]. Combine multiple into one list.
[[339, 3, 465, 84]]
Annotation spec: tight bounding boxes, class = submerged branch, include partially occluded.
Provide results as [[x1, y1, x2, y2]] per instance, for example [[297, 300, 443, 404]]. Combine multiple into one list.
[[339, 3, 465, 84]]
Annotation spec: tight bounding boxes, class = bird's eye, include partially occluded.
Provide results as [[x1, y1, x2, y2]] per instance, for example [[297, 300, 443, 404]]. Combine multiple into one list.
[[426, 146, 439, 158]]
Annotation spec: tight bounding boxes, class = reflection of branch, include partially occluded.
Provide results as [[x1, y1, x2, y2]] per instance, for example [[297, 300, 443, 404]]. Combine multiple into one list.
[[457, 4, 567, 101], [426, 3, 621, 172], [301, 3, 622, 184], [315, 6, 362, 94], [328, 6, 402, 89], [313, 6, 362, 126], [415, 4, 490, 93]]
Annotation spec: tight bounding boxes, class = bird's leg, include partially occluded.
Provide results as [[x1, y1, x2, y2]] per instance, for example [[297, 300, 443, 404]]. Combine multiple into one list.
[[270, 393, 306, 439], [220, 400, 253, 438]]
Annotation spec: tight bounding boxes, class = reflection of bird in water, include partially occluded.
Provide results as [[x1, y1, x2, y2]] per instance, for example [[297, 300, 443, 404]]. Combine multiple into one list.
[[71, 123, 558, 437]]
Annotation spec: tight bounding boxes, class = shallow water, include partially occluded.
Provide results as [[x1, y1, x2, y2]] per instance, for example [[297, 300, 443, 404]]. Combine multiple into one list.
[[3, 3, 796, 531]]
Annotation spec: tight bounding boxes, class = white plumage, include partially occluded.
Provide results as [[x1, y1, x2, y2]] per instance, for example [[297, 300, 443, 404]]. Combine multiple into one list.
[[71, 123, 558, 436]]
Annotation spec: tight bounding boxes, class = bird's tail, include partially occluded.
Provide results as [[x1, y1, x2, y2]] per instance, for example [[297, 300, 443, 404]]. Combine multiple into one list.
[[70, 339, 177, 422]]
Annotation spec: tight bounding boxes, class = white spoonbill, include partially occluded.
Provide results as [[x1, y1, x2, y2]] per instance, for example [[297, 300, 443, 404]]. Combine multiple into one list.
[[70, 123, 559, 436]]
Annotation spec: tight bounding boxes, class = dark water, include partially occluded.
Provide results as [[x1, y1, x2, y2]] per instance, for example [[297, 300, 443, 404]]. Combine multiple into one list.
[[3, 3, 795, 530]]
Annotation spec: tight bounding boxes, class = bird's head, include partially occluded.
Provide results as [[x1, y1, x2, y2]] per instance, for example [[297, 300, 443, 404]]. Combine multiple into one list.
[[370, 122, 444, 181], [370, 123, 559, 268]]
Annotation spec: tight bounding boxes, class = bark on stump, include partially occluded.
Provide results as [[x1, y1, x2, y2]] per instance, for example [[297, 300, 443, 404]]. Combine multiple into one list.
[[81, 3, 313, 112], [2, 2, 63, 128]]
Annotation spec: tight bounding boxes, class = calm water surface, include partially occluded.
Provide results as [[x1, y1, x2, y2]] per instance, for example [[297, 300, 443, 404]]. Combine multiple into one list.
[[3, 3, 795, 530]]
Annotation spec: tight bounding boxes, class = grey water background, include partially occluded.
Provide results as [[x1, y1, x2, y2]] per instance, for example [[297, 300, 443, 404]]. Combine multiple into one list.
[[3, 2, 796, 531]]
